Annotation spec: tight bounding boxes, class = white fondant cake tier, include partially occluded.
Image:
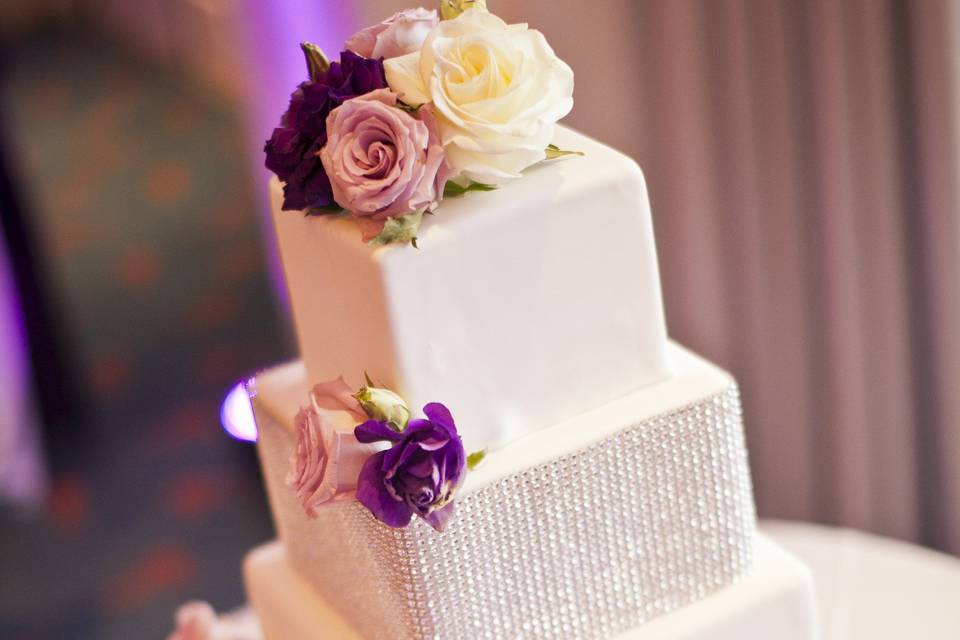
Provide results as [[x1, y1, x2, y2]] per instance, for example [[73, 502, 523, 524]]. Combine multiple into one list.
[[269, 124, 669, 451], [245, 535, 817, 640], [250, 343, 755, 639]]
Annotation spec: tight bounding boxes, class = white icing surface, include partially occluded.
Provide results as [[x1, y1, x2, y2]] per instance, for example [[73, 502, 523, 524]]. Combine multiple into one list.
[[253, 341, 728, 495], [619, 535, 820, 640], [270, 124, 670, 451], [244, 535, 818, 640]]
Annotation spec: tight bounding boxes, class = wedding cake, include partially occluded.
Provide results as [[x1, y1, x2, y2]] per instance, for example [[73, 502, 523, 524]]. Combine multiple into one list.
[[236, 3, 819, 639]]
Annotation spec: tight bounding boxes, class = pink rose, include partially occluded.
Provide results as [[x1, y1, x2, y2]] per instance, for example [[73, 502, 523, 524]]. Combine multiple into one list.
[[287, 377, 383, 517], [319, 89, 450, 240], [167, 602, 216, 640], [346, 8, 438, 60], [167, 602, 261, 640]]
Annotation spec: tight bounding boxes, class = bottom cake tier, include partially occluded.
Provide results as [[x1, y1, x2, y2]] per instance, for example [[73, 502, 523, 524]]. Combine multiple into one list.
[[245, 535, 819, 640]]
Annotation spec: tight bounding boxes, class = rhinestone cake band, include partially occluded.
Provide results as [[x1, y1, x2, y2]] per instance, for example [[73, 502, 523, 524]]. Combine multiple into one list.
[[254, 375, 756, 640]]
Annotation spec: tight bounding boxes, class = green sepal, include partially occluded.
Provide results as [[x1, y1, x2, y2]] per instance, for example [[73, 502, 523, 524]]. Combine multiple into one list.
[[306, 204, 344, 216], [440, 0, 488, 20], [301, 42, 331, 82], [443, 181, 496, 198], [466, 449, 487, 471], [545, 143, 585, 160], [367, 210, 424, 247]]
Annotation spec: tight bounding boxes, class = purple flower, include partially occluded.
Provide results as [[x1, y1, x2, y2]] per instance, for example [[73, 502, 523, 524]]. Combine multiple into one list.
[[355, 403, 465, 531], [264, 50, 387, 211]]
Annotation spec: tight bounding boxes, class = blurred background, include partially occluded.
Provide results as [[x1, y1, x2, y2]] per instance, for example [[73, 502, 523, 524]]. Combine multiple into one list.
[[1, 0, 958, 638]]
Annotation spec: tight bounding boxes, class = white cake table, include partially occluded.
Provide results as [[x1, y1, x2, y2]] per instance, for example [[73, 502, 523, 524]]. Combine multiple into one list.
[[224, 521, 960, 639], [760, 520, 960, 639]]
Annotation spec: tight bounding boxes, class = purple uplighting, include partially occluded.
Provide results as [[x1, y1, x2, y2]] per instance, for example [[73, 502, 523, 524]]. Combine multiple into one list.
[[0, 234, 46, 505], [220, 379, 258, 442], [225, 1, 361, 443], [236, 0, 361, 314]]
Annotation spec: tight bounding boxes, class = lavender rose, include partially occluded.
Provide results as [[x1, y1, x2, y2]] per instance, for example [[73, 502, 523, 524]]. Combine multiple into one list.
[[354, 403, 465, 531], [287, 377, 381, 517], [320, 88, 450, 240], [264, 50, 387, 211], [346, 8, 439, 60], [288, 404, 341, 515]]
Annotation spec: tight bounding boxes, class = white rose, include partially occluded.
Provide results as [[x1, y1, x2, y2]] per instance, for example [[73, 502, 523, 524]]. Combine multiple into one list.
[[384, 9, 574, 185]]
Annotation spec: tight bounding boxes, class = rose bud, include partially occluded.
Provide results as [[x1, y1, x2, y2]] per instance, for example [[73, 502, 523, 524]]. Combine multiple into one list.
[[355, 383, 411, 431], [440, 0, 487, 21]]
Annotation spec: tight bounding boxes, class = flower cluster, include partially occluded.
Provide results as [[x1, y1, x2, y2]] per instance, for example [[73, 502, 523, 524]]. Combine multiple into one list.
[[264, 1, 576, 245], [287, 375, 481, 531], [265, 50, 388, 212]]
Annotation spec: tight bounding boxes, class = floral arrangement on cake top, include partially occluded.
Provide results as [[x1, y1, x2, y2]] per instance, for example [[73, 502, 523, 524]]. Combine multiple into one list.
[[264, 0, 578, 246], [287, 375, 485, 531]]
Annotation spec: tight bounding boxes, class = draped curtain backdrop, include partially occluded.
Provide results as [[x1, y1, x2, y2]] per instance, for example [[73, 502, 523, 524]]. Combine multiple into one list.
[[492, 0, 960, 554], [243, 0, 960, 555]]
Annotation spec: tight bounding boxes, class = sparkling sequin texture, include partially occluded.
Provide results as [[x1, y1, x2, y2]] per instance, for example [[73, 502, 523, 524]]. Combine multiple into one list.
[[255, 384, 756, 639]]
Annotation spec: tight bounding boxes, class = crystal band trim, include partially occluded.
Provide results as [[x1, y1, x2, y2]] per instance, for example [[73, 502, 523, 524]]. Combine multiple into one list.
[[255, 384, 755, 639]]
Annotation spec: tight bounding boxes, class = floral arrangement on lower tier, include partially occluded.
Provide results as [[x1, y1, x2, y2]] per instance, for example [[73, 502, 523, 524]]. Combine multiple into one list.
[[264, 0, 579, 246], [287, 375, 485, 531]]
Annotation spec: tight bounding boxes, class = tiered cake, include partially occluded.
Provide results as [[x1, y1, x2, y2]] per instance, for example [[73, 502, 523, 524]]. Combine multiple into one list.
[[242, 4, 819, 639]]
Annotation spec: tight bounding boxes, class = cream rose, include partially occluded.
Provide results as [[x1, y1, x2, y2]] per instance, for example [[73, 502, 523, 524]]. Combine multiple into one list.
[[384, 9, 574, 185]]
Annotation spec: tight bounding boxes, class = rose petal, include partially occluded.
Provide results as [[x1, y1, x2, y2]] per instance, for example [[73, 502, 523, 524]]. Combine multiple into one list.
[[423, 502, 456, 532], [383, 438, 422, 477], [168, 601, 216, 640], [311, 376, 364, 419], [402, 451, 437, 479], [422, 403, 457, 434], [384, 52, 430, 106], [356, 452, 413, 528], [354, 419, 403, 444]]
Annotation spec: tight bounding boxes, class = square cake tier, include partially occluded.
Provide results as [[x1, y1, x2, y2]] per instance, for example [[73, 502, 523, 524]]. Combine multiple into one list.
[[270, 125, 670, 451], [250, 343, 755, 639], [245, 535, 817, 640]]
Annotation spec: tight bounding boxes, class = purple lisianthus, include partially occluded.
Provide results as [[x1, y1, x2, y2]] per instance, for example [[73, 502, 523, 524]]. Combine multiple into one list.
[[354, 403, 465, 531], [264, 50, 387, 211]]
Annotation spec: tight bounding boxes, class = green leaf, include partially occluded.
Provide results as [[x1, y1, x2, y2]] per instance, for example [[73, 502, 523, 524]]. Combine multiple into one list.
[[466, 449, 487, 471], [545, 143, 585, 160], [367, 210, 424, 247], [444, 181, 497, 198], [307, 204, 344, 216]]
